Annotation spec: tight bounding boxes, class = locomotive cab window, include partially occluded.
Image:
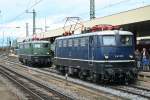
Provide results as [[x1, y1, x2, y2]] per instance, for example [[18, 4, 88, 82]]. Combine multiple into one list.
[[19, 44, 23, 49], [33, 44, 41, 48], [74, 38, 79, 47], [68, 39, 73, 47], [58, 40, 62, 47], [120, 35, 132, 46], [102, 35, 116, 46], [80, 37, 88, 46], [25, 43, 30, 48], [80, 38, 86, 46], [63, 40, 67, 47], [43, 43, 49, 48]]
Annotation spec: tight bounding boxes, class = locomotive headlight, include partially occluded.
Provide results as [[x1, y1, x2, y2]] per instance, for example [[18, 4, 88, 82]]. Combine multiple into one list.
[[129, 55, 133, 59], [34, 52, 37, 55], [104, 55, 109, 59]]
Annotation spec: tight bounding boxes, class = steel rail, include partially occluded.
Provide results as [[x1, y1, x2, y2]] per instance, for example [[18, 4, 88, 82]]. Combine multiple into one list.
[[129, 85, 150, 92], [110, 86, 150, 99], [1, 57, 125, 100], [0, 67, 45, 100], [0, 65, 74, 100], [2, 55, 150, 99]]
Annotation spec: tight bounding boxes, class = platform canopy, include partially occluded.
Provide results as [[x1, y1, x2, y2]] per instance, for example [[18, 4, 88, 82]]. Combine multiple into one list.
[[41, 5, 150, 39]]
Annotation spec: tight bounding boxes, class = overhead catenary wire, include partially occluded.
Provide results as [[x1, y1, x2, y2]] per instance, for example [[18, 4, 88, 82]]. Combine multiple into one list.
[[65, 0, 147, 20], [4, 0, 45, 23], [4, 0, 130, 24], [26, 0, 32, 10], [2, 0, 149, 28], [45, 0, 136, 26], [95, 0, 148, 17], [27, 0, 44, 10]]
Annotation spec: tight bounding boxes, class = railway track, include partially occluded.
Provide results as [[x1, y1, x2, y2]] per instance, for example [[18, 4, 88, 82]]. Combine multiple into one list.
[[110, 85, 150, 99], [0, 65, 73, 100], [0, 55, 121, 100], [40, 68, 150, 100], [1, 54, 150, 100]]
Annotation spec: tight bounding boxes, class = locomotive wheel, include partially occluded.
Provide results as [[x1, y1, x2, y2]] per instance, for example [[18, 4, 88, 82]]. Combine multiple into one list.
[[49, 62, 52, 67], [25, 59, 28, 65], [23, 59, 27, 65], [79, 72, 86, 80], [56, 65, 66, 75], [27, 61, 32, 67], [92, 73, 99, 83]]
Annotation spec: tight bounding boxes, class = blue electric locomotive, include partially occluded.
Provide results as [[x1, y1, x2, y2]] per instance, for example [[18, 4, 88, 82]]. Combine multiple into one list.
[[53, 30, 137, 83]]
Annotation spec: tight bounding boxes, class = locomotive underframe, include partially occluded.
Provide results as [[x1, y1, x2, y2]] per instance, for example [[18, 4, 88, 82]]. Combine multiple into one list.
[[19, 55, 52, 66], [54, 58, 138, 83]]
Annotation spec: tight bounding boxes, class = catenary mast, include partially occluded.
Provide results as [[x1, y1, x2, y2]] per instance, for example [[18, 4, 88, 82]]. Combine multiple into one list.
[[90, 0, 95, 19]]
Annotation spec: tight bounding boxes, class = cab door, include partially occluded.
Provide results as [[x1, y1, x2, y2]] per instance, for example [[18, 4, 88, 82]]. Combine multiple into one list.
[[88, 36, 94, 65]]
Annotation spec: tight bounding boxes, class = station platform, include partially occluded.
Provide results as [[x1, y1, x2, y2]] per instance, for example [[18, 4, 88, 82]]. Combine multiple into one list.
[[139, 71, 150, 76], [138, 71, 150, 82], [8, 53, 18, 57]]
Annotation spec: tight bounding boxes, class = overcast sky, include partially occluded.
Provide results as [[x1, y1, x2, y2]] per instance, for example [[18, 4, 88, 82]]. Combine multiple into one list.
[[0, 0, 150, 46]]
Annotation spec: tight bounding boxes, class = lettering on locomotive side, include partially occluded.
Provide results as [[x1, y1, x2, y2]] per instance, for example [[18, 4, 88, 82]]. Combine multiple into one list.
[[115, 55, 124, 58]]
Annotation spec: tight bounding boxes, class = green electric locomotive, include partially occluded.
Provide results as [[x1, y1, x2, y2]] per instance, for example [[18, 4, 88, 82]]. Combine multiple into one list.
[[18, 40, 53, 67]]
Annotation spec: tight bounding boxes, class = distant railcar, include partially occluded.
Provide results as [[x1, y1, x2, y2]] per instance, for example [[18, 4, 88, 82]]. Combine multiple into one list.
[[18, 40, 53, 67], [137, 36, 150, 52], [53, 30, 138, 83]]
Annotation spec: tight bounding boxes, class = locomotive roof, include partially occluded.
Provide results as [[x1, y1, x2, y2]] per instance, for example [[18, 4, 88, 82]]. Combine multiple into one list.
[[19, 40, 50, 44], [56, 30, 133, 40]]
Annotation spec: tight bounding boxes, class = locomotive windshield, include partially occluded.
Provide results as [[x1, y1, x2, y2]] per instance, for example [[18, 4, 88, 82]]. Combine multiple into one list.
[[33, 43, 49, 48], [33, 44, 41, 48], [102, 35, 116, 46], [120, 35, 132, 46], [43, 43, 49, 48]]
